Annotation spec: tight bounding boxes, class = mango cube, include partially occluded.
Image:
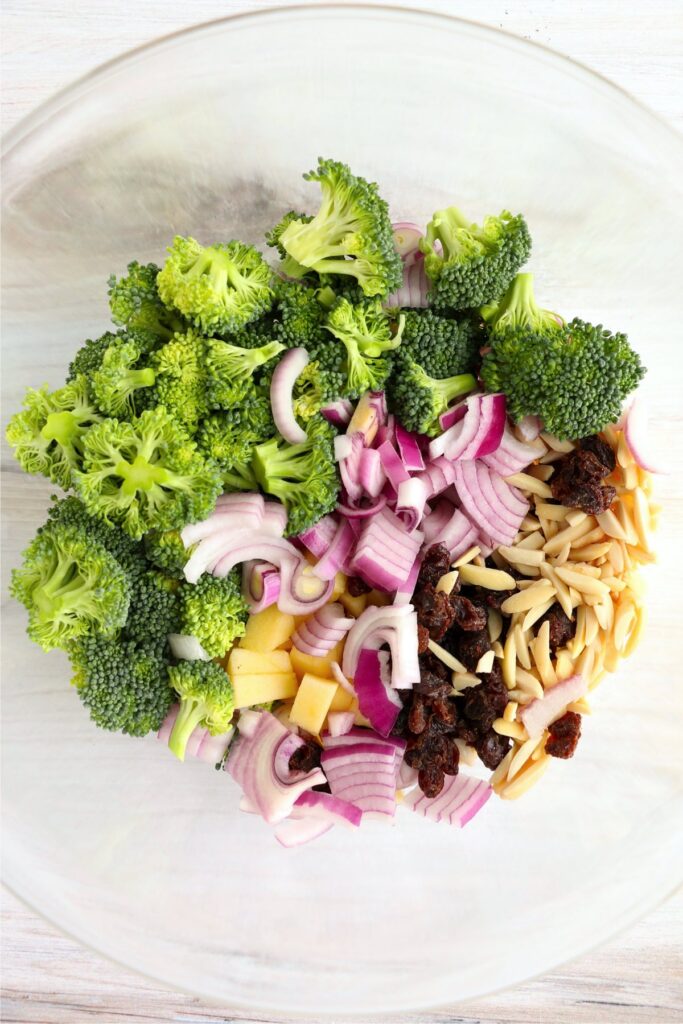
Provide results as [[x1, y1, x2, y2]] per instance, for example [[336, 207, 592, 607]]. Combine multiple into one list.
[[290, 673, 338, 734], [340, 591, 368, 618], [289, 639, 345, 681], [228, 648, 292, 676], [232, 672, 298, 709], [239, 604, 295, 653]]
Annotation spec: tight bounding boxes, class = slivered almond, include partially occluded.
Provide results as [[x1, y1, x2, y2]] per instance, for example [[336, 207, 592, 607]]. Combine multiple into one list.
[[458, 564, 516, 590]]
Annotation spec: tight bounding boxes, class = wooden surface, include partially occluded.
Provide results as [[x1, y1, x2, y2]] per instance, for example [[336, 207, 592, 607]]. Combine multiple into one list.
[[2, 2, 682, 1022]]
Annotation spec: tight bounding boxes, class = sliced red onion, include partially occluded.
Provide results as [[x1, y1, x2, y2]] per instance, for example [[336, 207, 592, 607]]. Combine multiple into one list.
[[395, 423, 425, 472], [342, 604, 420, 689], [270, 346, 309, 444], [439, 399, 468, 432], [336, 494, 388, 519], [274, 817, 334, 847], [403, 773, 492, 827], [385, 257, 429, 308], [395, 477, 428, 532], [323, 727, 406, 755], [416, 457, 458, 499], [321, 398, 354, 428], [334, 434, 354, 462], [481, 422, 545, 475], [518, 674, 588, 738], [429, 393, 506, 462], [435, 507, 480, 560], [623, 395, 667, 473], [293, 602, 354, 657], [350, 507, 424, 591], [393, 555, 421, 606], [186, 531, 298, 584], [227, 711, 325, 824], [377, 440, 411, 489], [339, 432, 365, 503], [261, 501, 288, 537], [354, 649, 402, 737], [321, 742, 398, 819], [244, 561, 281, 613], [167, 633, 212, 661], [327, 710, 356, 737], [331, 661, 356, 696], [397, 761, 419, 790], [309, 517, 354, 582], [292, 789, 362, 828], [374, 413, 396, 449], [515, 414, 543, 442], [359, 446, 386, 498], [421, 498, 455, 546], [452, 461, 527, 546], [279, 559, 335, 615], [181, 493, 265, 547], [296, 514, 338, 557], [391, 221, 424, 258]]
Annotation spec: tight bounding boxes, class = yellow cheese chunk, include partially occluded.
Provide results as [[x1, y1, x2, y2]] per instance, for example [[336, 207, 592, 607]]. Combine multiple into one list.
[[232, 672, 298, 709], [289, 639, 345, 681], [239, 604, 295, 653], [340, 592, 368, 617], [228, 648, 292, 676], [290, 674, 338, 734], [329, 685, 355, 711]]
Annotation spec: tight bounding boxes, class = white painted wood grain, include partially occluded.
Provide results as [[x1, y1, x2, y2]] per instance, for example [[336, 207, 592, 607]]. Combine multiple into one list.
[[1, 2, 682, 1021]]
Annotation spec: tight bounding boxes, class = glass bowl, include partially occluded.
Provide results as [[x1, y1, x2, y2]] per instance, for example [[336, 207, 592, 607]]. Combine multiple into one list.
[[2, 5, 682, 1016]]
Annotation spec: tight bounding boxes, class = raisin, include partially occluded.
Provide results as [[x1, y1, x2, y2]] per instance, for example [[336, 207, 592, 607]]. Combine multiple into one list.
[[417, 624, 430, 654], [442, 737, 460, 776], [418, 765, 445, 798], [546, 711, 582, 758], [347, 575, 371, 597], [454, 718, 479, 746], [452, 629, 491, 671], [419, 651, 449, 680], [391, 704, 410, 737], [413, 583, 456, 640], [416, 543, 452, 589], [288, 742, 321, 774], [550, 448, 616, 514], [450, 594, 488, 632], [430, 696, 458, 727], [537, 602, 575, 652], [578, 435, 616, 474], [476, 730, 511, 769], [462, 688, 498, 732], [408, 698, 429, 735]]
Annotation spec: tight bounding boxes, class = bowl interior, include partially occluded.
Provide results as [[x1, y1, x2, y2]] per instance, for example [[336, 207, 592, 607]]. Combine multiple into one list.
[[2, 6, 683, 1015]]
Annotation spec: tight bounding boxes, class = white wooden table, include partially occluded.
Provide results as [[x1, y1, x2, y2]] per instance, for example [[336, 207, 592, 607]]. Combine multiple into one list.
[[2, 2, 682, 1021]]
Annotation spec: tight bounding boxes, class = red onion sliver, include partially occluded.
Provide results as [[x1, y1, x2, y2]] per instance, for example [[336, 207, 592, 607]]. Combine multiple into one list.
[[518, 674, 587, 738], [311, 518, 355, 581], [321, 398, 354, 428], [395, 423, 425, 472], [359, 446, 386, 498], [391, 221, 424, 258], [623, 395, 668, 473], [296, 514, 338, 557], [403, 773, 492, 827], [270, 347, 309, 444], [327, 710, 356, 737]]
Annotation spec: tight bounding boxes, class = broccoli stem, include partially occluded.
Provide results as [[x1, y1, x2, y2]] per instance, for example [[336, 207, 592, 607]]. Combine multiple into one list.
[[169, 697, 207, 761], [41, 411, 80, 446], [433, 373, 477, 405], [115, 455, 170, 495]]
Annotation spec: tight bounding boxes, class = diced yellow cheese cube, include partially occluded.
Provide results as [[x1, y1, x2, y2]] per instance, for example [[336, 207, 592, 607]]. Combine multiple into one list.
[[329, 685, 355, 711], [228, 648, 292, 676], [340, 592, 368, 617], [290, 674, 338, 734], [239, 604, 295, 653], [289, 639, 345, 681], [232, 672, 298, 709]]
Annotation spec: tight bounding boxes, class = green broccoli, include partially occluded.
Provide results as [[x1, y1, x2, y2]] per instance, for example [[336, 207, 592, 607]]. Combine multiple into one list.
[[144, 528, 188, 578], [6, 375, 101, 490], [272, 277, 329, 350], [480, 272, 565, 333], [196, 394, 275, 474], [91, 337, 156, 418], [266, 211, 313, 280], [10, 523, 131, 651], [274, 159, 403, 298], [399, 309, 481, 379], [43, 495, 146, 579], [149, 329, 208, 433], [419, 206, 531, 311], [157, 236, 274, 335], [71, 634, 174, 737], [67, 331, 126, 382], [179, 571, 248, 658], [167, 659, 235, 761], [251, 416, 339, 535], [324, 297, 404, 398], [222, 460, 260, 493], [74, 406, 222, 539], [125, 570, 180, 646], [481, 308, 646, 441], [108, 261, 185, 349], [388, 352, 476, 435], [205, 337, 284, 409]]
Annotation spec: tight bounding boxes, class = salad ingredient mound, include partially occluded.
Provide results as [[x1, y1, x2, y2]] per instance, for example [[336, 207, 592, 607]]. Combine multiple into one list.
[[7, 158, 657, 846]]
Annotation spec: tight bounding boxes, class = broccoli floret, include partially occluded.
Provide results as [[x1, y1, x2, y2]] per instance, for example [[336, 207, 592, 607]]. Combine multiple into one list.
[[151, 330, 208, 434], [324, 297, 404, 398], [91, 337, 157, 418], [221, 314, 280, 350], [222, 460, 260, 493], [6, 375, 101, 490], [179, 570, 248, 658], [251, 416, 339, 535], [388, 352, 476, 435], [290, 362, 329, 422], [167, 659, 235, 761], [10, 523, 131, 651], [75, 407, 222, 539], [67, 331, 126, 382], [399, 309, 481, 379], [205, 337, 284, 409], [480, 272, 565, 332], [266, 211, 313, 280], [275, 159, 403, 299], [481, 319, 646, 440], [43, 495, 146, 578], [108, 261, 185, 349], [272, 277, 329, 350], [196, 394, 275, 473], [419, 206, 531, 311], [71, 634, 174, 737], [125, 570, 180, 646], [157, 236, 274, 335], [144, 529, 188, 578]]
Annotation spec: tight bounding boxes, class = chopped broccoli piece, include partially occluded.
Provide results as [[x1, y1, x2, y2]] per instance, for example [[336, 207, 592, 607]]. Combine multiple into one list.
[[222, 460, 260, 493], [125, 569, 180, 646], [71, 634, 174, 737], [205, 337, 284, 409], [43, 495, 146, 578], [144, 529, 188, 578], [272, 277, 329, 350], [481, 317, 646, 441], [150, 330, 208, 433], [157, 236, 274, 335], [6, 375, 101, 490], [266, 211, 313, 279], [388, 351, 476, 435], [251, 416, 339, 535], [74, 407, 222, 539], [10, 523, 131, 651], [323, 297, 404, 398], [420, 206, 531, 311], [196, 394, 275, 474], [399, 309, 481, 378], [275, 159, 403, 298], [179, 570, 248, 658], [480, 272, 565, 333], [167, 659, 235, 761], [91, 337, 157, 418], [108, 261, 185, 349], [67, 330, 126, 382]]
